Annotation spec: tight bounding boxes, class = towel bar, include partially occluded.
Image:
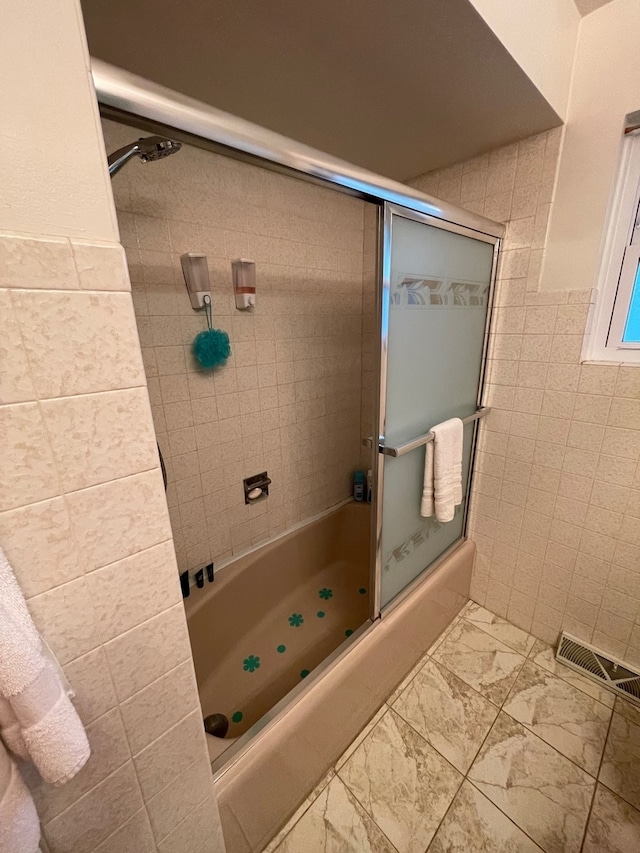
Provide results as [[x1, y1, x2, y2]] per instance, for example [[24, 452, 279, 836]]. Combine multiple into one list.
[[379, 407, 491, 458]]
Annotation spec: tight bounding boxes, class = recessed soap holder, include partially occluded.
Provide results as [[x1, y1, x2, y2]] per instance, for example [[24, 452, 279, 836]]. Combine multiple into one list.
[[243, 472, 271, 504]]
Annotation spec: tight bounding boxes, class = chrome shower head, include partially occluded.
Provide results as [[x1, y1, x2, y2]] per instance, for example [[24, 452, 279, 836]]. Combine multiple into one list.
[[107, 135, 182, 177]]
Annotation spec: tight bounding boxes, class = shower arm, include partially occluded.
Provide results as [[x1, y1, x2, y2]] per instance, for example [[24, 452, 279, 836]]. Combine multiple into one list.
[[107, 143, 141, 177]]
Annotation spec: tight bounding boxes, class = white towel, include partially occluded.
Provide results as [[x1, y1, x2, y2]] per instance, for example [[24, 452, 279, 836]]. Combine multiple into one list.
[[0, 546, 90, 853], [0, 739, 40, 853], [421, 418, 463, 523]]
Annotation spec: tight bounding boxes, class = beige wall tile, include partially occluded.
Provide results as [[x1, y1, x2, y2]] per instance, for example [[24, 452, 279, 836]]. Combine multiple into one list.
[[0, 402, 59, 510], [416, 131, 640, 662], [101, 118, 369, 585], [87, 540, 181, 641], [63, 647, 118, 726], [66, 469, 172, 570], [158, 794, 224, 853], [0, 496, 84, 597], [104, 604, 192, 701], [41, 388, 157, 492], [146, 755, 212, 843], [615, 367, 640, 399], [0, 233, 78, 289], [133, 710, 207, 801], [609, 398, 640, 431], [72, 240, 130, 292], [92, 808, 155, 853], [12, 290, 145, 398], [27, 576, 101, 665], [44, 761, 143, 853], [0, 290, 35, 403], [120, 660, 199, 754]]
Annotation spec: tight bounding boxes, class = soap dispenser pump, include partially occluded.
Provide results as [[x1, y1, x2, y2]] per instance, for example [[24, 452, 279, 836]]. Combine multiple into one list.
[[232, 258, 256, 310]]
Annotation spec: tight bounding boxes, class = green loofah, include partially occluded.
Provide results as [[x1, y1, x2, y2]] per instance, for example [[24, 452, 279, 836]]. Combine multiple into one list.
[[192, 328, 231, 370]]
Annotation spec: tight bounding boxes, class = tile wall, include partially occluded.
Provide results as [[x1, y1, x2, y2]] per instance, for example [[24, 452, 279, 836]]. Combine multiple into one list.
[[0, 232, 224, 852], [410, 129, 640, 662], [102, 119, 374, 576]]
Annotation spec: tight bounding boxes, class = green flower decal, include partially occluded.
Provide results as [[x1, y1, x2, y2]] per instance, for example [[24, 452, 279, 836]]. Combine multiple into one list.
[[276, 644, 286, 654], [288, 613, 304, 627], [345, 629, 353, 637], [359, 588, 367, 595], [319, 588, 333, 600], [317, 611, 325, 618], [232, 711, 243, 723], [243, 655, 260, 672], [300, 669, 310, 679]]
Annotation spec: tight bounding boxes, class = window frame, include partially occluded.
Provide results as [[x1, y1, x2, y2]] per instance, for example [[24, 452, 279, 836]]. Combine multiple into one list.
[[583, 130, 640, 364]]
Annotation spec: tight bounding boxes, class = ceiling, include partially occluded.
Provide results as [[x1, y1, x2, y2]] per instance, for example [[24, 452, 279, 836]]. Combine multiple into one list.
[[81, 0, 560, 181], [574, 0, 616, 15]]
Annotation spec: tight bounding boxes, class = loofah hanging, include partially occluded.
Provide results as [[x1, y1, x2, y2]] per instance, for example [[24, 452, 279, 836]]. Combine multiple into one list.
[[192, 295, 231, 370]]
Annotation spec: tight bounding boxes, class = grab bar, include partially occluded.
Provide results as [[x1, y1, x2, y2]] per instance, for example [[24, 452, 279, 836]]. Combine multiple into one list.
[[379, 407, 491, 458]]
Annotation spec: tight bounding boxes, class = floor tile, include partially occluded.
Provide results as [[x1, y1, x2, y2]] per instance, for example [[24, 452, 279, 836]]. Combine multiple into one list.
[[529, 639, 615, 708], [599, 703, 640, 811], [392, 658, 498, 772], [338, 708, 462, 853], [582, 784, 640, 853], [503, 659, 612, 774], [465, 603, 536, 656], [433, 620, 525, 705], [614, 696, 640, 726], [428, 780, 543, 852], [274, 775, 396, 853], [468, 712, 595, 853], [262, 770, 335, 853]]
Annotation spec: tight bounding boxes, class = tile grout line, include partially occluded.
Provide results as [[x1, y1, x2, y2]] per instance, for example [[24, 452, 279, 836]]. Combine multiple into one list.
[[578, 707, 616, 853], [422, 610, 543, 851], [436, 610, 598, 850]]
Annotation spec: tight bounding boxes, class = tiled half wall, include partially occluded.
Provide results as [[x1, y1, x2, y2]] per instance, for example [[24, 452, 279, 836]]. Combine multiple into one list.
[[102, 119, 376, 576], [0, 233, 223, 852], [410, 129, 640, 663]]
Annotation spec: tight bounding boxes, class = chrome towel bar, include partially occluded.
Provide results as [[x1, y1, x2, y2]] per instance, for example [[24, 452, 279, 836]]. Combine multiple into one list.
[[380, 407, 491, 458]]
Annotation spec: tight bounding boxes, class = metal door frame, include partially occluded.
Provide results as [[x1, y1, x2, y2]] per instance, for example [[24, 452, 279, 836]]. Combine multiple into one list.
[[372, 202, 500, 617]]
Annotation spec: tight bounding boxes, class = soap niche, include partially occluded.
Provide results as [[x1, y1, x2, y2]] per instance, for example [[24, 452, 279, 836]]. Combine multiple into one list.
[[243, 472, 271, 505]]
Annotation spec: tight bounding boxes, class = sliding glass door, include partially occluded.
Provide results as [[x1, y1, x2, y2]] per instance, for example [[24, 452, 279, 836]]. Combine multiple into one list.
[[376, 204, 498, 610]]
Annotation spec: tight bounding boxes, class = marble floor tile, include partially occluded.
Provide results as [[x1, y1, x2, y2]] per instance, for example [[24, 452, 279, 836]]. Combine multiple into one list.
[[529, 639, 616, 708], [503, 660, 612, 774], [392, 658, 498, 772], [338, 708, 462, 853], [468, 712, 595, 853], [433, 619, 526, 705], [428, 780, 543, 853], [599, 700, 640, 812], [274, 775, 396, 853], [582, 783, 640, 853], [614, 695, 640, 726], [262, 770, 335, 853], [465, 603, 536, 656]]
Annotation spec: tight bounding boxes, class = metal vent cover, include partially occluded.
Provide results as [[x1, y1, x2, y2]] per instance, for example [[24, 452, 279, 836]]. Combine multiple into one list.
[[557, 632, 640, 704]]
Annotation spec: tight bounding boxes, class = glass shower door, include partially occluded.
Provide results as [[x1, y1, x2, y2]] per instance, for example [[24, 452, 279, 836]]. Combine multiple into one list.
[[377, 204, 498, 610]]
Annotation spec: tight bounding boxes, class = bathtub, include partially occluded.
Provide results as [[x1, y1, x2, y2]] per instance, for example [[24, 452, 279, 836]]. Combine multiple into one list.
[[184, 501, 372, 762], [184, 501, 473, 851], [211, 535, 473, 852]]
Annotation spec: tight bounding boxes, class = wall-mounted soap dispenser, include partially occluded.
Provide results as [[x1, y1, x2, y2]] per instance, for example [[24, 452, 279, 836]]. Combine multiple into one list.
[[232, 258, 256, 310], [181, 253, 211, 309]]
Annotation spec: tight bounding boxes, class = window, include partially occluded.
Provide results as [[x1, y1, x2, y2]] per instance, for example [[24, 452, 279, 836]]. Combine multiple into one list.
[[585, 126, 640, 364]]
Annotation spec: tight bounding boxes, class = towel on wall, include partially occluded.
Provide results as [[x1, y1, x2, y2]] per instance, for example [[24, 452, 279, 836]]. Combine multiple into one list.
[[0, 546, 90, 853], [421, 418, 464, 523]]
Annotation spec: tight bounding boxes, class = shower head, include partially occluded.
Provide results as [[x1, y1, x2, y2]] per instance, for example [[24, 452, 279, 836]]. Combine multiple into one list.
[[107, 135, 182, 178]]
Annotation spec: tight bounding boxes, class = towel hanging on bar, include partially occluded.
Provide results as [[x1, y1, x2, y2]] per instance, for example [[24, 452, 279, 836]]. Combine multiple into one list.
[[421, 418, 463, 522]]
